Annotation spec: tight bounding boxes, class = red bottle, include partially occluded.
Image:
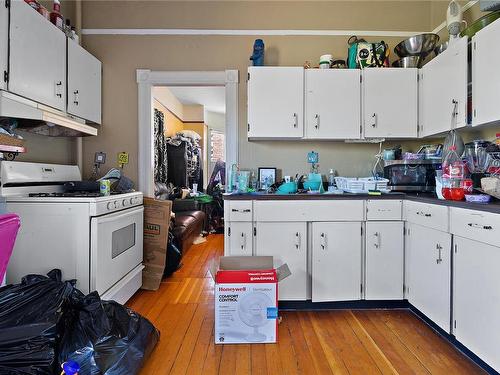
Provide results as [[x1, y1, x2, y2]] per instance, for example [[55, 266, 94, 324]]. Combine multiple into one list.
[[49, 0, 64, 30], [442, 146, 465, 201]]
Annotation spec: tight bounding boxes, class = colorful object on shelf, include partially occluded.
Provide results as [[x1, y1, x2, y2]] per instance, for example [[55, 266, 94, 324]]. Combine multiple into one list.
[[250, 39, 265, 66]]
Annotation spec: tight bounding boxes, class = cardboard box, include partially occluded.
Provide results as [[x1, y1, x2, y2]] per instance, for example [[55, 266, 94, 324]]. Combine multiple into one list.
[[211, 256, 291, 344], [142, 198, 172, 291]]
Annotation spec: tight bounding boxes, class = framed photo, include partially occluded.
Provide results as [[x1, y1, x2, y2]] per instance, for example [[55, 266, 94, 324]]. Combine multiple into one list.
[[258, 167, 276, 188]]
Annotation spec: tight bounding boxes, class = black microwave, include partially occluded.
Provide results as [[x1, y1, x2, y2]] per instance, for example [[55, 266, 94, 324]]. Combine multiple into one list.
[[383, 160, 442, 192]]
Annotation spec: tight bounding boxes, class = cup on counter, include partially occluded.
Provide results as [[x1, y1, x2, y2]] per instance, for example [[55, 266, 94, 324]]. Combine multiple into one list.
[[100, 180, 111, 196], [383, 149, 396, 160], [238, 171, 251, 193]]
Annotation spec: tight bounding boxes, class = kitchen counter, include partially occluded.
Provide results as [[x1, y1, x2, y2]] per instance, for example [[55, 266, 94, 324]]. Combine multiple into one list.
[[223, 192, 500, 214]]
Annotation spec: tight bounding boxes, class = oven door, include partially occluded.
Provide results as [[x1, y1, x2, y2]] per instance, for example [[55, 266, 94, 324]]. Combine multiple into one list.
[[90, 206, 144, 295]]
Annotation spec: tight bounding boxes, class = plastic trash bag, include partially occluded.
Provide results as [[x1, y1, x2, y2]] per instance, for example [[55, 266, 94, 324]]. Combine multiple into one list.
[[59, 292, 159, 375], [0, 269, 77, 375]]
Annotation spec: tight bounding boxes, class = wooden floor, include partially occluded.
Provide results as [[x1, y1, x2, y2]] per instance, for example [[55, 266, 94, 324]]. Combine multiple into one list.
[[128, 234, 485, 375]]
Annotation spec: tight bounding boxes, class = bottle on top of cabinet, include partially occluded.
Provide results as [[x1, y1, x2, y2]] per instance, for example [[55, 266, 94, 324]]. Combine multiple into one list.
[[49, 0, 64, 30]]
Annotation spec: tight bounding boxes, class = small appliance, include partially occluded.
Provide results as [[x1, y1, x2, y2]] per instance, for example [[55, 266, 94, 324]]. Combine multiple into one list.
[[384, 159, 442, 192]]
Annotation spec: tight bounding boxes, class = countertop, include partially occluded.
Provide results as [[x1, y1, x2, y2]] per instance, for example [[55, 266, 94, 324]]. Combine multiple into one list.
[[223, 192, 500, 214]]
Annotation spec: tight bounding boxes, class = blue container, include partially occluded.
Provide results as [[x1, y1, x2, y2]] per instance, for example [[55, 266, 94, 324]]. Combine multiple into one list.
[[276, 182, 297, 194]]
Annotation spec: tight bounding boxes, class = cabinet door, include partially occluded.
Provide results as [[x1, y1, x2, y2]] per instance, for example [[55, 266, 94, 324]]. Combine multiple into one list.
[[406, 223, 451, 332], [225, 222, 253, 256], [255, 222, 307, 300], [472, 19, 500, 127], [305, 69, 360, 139], [67, 41, 102, 124], [454, 236, 500, 373], [311, 222, 362, 302], [420, 37, 468, 137], [363, 68, 418, 138], [247, 67, 304, 139], [365, 221, 404, 300], [0, 2, 7, 91], [9, 0, 66, 111]]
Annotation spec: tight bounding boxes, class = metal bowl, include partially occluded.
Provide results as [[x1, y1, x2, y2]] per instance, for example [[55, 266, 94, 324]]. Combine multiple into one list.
[[394, 33, 440, 58], [433, 41, 448, 56], [392, 56, 423, 68]]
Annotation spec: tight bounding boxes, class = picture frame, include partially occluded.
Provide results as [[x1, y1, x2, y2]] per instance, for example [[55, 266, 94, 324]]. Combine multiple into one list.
[[258, 167, 276, 188]]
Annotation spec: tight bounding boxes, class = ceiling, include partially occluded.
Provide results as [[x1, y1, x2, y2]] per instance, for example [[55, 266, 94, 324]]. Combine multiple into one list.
[[167, 86, 226, 114]]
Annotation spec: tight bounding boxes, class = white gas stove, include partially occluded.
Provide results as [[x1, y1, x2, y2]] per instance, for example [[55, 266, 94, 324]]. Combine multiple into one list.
[[1, 161, 144, 304]]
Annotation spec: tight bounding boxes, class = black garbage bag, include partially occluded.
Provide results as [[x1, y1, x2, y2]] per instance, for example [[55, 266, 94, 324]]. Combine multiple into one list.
[[59, 292, 159, 375], [0, 269, 77, 375]]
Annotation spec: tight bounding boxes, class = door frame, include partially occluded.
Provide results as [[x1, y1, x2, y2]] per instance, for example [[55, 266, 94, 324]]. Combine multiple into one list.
[[136, 69, 239, 197]]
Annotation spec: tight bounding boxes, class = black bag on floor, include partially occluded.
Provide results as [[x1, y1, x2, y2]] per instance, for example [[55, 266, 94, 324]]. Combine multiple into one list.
[[163, 231, 182, 278], [59, 292, 160, 375], [0, 269, 76, 375]]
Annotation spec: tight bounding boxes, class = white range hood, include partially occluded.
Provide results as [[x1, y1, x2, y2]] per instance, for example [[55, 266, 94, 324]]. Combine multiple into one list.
[[0, 91, 98, 137]]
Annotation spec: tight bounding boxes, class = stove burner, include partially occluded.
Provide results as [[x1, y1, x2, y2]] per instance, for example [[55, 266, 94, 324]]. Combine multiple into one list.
[[28, 192, 102, 198]]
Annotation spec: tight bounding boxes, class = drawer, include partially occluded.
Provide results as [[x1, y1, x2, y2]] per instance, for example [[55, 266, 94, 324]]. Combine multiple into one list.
[[366, 199, 402, 221], [404, 200, 448, 232], [450, 207, 500, 247], [254, 200, 364, 222], [225, 200, 253, 221]]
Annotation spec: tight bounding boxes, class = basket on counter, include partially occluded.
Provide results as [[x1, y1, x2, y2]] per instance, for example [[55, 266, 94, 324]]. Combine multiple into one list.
[[0, 133, 25, 148], [335, 177, 389, 193]]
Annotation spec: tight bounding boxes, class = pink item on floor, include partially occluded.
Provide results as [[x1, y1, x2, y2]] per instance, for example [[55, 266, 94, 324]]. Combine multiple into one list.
[[0, 214, 21, 283]]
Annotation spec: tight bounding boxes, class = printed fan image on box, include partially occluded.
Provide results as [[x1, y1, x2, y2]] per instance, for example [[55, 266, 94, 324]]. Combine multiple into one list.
[[238, 292, 273, 342]]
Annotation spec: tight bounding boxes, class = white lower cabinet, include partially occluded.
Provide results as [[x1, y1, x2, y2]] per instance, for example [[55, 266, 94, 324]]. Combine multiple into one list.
[[255, 222, 307, 300], [406, 223, 451, 332], [365, 221, 404, 300], [225, 222, 253, 256], [454, 236, 500, 372], [311, 222, 362, 302]]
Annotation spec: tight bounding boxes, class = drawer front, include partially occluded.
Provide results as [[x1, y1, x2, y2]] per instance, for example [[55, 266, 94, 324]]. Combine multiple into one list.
[[366, 199, 402, 221], [404, 200, 448, 232], [226, 201, 253, 221], [254, 200, 364, 222], [450, 207, 500, 247]]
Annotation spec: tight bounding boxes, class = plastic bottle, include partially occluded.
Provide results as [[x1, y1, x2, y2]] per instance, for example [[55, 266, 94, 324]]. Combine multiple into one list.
[[328, 169, 335, 192], [441, 145, 465, 201], [50, 0, 64, 30]]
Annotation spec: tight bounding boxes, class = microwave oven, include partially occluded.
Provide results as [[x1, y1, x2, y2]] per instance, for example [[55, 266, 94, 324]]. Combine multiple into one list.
[[383, 159, 442, 192]]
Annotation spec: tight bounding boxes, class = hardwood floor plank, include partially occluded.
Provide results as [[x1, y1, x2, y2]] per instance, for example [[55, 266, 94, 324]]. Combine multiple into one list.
[[131, 235, 487, 375]]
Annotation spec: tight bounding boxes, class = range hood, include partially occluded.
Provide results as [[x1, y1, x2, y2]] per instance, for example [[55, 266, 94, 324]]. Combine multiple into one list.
[[0, 91, 98, 137]]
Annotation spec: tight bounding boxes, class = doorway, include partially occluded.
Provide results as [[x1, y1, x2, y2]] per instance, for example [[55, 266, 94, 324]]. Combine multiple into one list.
[[136, 70, 238, 197]]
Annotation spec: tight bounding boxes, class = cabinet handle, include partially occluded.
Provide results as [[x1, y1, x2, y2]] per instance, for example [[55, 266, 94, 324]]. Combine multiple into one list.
[[240, 232, 246, 250], [293, 113, 298, 128], [73, 90, 79, 106], [467, 223, 493, 230], [314, 114, 320, 129], [436, 244, 443, 264], [55, 81, 63, 98], [231, 208, 251, 213], [374, 232, 381, 248], [320, 232, 327, 250], [371, 113, 377, 128], [416, 211, 431, 217], [295, 232, 301, 250]]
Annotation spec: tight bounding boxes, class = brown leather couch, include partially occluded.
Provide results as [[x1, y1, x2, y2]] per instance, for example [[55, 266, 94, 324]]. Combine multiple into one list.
[[172, 200, 206, 255]]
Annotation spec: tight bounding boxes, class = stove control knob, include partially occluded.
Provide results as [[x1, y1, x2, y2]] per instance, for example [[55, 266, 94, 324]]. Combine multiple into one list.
[[114, 201, 119, 209], [129, 198, 134, 205], [122, 199, 128, 207], [107, 202, 113, 210]]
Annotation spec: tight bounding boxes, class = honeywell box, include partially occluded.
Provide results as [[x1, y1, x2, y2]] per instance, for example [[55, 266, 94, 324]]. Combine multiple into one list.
[[211, 256, 291, 344]]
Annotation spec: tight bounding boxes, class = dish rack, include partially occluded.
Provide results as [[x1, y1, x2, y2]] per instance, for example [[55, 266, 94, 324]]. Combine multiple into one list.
[[334, 177, 389, 193]]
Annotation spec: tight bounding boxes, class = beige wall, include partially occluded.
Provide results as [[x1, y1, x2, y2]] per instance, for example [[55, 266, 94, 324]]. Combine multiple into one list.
[[79, 1, 500, 184]]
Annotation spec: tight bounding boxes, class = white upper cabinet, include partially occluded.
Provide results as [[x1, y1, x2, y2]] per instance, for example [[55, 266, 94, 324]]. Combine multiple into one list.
[[305, 69, 361, 139], [472, 19, 500, 127], [420, 37, 468, 137], [247, 67, 304, 139], [454, 236, 500, 373], [9, 0, 66, 111], [311, 222, 362, 302], [67, 41, 102, 124], [0, 2, 7, 91], [365, 221, 404, 300], [363, 68, 418, 138]]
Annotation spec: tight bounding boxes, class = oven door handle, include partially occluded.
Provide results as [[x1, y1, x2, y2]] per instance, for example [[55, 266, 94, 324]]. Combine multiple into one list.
[[94, 206, 144, 223]]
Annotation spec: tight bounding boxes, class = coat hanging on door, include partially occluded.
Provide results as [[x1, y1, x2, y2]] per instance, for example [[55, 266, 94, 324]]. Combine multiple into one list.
[[154, 109, 168, 184]]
